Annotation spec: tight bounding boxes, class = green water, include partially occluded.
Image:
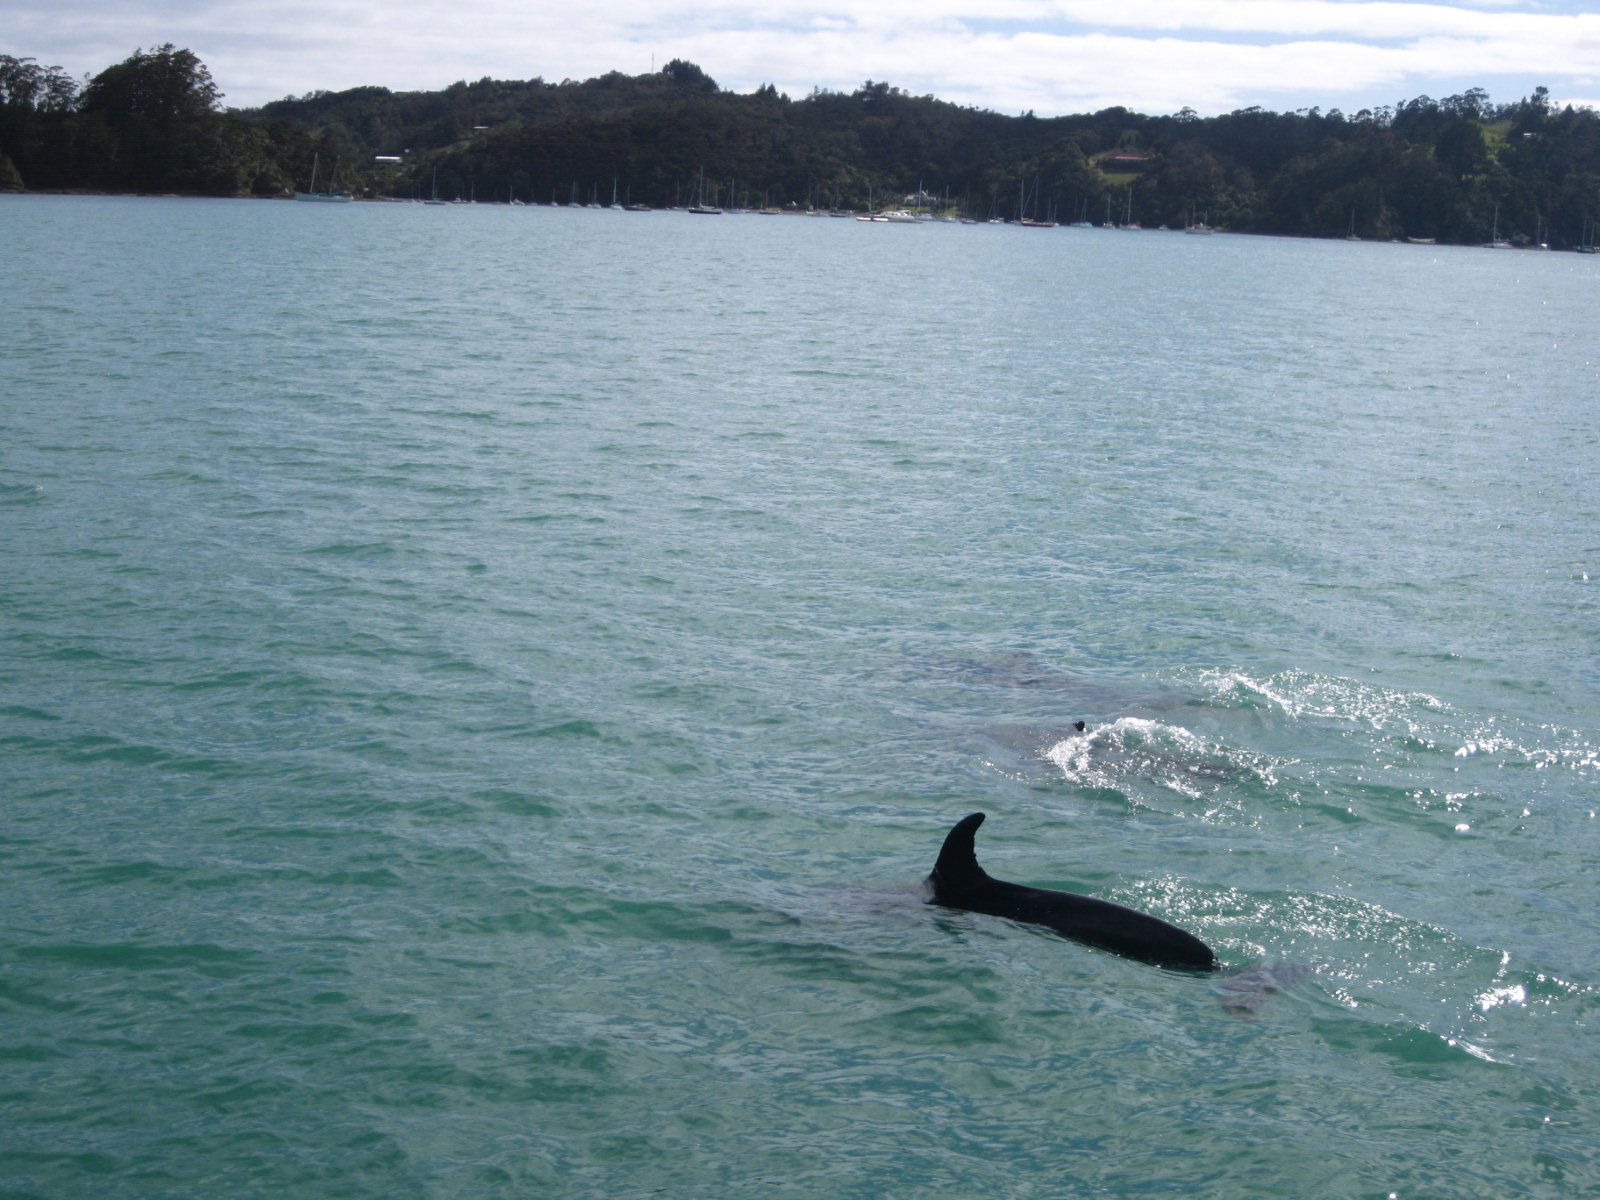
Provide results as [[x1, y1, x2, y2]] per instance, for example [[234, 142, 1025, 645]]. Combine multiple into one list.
[[3, 195, 1598, 1198]]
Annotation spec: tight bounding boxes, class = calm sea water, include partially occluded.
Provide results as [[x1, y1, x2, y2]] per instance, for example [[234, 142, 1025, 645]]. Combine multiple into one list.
[[3, 194, 1598, 1198]]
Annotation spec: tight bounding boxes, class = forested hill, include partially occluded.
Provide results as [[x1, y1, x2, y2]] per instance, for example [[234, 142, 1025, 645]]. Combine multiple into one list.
[[4, 46, 1599, 246]]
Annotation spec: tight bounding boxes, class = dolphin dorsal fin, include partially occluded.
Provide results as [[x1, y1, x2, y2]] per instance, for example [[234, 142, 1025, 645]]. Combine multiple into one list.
[[931, 812, 989, 892]]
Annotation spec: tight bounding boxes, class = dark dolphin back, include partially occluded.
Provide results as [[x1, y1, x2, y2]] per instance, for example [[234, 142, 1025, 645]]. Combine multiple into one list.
[[928, 812, 989, 894], [926, 811, 1218, 972]]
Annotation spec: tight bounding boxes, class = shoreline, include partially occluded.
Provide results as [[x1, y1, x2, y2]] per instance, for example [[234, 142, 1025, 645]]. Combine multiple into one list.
[[3, 189, 1590, 251]]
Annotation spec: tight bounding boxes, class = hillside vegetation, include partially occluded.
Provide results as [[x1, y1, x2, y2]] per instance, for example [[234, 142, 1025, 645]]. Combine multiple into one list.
[[4, 47, 1598, 246]]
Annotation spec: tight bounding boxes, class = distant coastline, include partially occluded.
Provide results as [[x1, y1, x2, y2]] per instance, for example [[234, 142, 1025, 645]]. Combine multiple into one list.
[[4, 48, 1597, 248], [7, 190, 1591, 257]]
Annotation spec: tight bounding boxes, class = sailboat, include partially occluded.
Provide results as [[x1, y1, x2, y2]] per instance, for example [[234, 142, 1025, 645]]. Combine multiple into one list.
[[1019, 174, 1055, 227], [1120, 186, 1141, 230], [423, 165, 448, 205], [688, 169, 722, 214], [609, 178, 623, 211], [1017, 175, 1056, 228], [295, 153, 353, 203], [1346, 208, 1360, 241], [1484, 203, 1512, 249]]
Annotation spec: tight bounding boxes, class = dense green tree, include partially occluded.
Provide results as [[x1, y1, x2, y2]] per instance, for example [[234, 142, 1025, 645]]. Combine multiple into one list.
[[662, 60, 718, 92], [81, 44, 221, 123], [1147, 142, 1231, 225], [0, 55, 79, 111], [79, 44, 228, 191], [0, 55, 81, 187]]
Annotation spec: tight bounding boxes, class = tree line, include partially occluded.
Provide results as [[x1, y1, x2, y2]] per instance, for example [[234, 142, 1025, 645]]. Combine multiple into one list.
[[4, 46, 1598, 246]]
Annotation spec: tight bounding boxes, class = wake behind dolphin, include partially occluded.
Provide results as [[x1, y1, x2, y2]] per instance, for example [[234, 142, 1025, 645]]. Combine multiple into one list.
[[925, 812, 1217, 971]]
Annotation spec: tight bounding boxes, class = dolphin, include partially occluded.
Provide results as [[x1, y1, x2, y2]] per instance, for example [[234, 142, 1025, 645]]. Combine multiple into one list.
[[925, 812, 1217, 971], [1213, 960, 1308, 1016]]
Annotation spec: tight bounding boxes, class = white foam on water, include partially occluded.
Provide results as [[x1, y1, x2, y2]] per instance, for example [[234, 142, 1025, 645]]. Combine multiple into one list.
[[1475, 984, 1527, 1013], [1042, 715, 1275, 807], [1192, 668, 1600, 781], [1193, 667, 1446, 733]]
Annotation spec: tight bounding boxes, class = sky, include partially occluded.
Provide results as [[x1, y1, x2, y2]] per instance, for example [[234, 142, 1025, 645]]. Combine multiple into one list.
[[3, 0, 1598, 116]]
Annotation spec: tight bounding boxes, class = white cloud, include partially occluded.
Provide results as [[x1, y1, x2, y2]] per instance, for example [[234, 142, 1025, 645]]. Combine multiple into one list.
[[1, 0, 1593, 113], [1033, 0, 1592, 41]]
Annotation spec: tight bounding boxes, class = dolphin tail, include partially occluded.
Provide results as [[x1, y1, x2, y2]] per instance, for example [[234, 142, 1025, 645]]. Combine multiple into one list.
[[930, 812, 989, 892]]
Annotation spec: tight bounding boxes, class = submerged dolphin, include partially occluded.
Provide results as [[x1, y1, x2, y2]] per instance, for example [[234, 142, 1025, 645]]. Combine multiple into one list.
[[926, 812, 1217, 971]]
